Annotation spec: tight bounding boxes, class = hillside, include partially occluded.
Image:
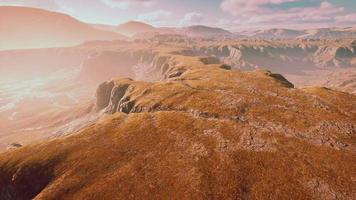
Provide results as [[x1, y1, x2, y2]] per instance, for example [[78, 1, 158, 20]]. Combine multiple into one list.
[[0, 6, 127, 50], [116, 21, 157, 37], [0, 48, 355, 199]]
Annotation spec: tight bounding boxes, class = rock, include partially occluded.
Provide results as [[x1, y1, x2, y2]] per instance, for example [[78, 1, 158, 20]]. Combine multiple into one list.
[[119, 99, 136, 114], [106, 83, 131, 114], [262, 70, 294, 88], [199, 57, 221, 65], [167, 70, 184, 78], [219, 64, 232, 70], [6, 143, 22, 150], [95, 81, 114, 110]]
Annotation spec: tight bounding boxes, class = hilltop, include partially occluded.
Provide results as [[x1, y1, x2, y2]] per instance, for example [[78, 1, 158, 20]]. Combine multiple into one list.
[[0, 46, 355, 199], [116, 21, 157, 37]]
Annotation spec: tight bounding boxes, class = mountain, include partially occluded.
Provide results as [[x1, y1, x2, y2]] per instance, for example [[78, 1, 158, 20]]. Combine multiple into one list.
[[0, 48, 355, 199], [115, 22, 235, 39], [298, 27, 356, 39], [116, 21, 157, 37], [245, 28, 306, 39], [241, 27, 356, 39], [181, 25, 234, 38], [0, 6, 127, 50]]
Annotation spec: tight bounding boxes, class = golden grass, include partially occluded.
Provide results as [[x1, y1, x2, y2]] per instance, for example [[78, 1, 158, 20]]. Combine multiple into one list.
[[0, 48, 355, 199]]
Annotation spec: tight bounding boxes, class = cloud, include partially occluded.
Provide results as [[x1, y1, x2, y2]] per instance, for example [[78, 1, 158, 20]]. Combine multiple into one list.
[[137, 10, 172, 26], [221, 0, 299, 15], [335, 14, 356, 23], [220, 0, 352, 29], [180, 12, 204, 26], [100, 0, 155, 9], [0, 0, 62, 11]]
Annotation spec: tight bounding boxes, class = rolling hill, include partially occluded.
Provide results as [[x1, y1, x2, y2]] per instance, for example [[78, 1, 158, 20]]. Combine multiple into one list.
[[116, 21, 157, 37], [0, 6, 127, 50]]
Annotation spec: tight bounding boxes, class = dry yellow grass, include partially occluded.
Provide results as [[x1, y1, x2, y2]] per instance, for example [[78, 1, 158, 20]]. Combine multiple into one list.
[[0, 48, 355, 200]]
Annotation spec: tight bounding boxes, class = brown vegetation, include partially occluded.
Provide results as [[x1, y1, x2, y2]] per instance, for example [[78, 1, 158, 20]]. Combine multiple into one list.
[[0, 52, 355, 199]]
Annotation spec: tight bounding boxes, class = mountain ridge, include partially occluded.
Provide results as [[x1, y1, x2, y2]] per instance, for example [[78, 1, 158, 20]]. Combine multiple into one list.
[[0, 6, 128, 50]]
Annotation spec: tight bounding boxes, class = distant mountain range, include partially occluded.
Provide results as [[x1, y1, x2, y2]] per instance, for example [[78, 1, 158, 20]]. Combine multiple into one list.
[[241, 27, 356, 39], [241, 29, 306, 39], [1, 6, 355, 50], [94, 21, 236, 39], [94, 21, 356, 40]]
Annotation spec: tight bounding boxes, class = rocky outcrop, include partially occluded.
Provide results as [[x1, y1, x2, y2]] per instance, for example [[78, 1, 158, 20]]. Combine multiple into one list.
[[106, 84, 131, 114], [261, 70, 295, 88], [95, 81, 115, 110]]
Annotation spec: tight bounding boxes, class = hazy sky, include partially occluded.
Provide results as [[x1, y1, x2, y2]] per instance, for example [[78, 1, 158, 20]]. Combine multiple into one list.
[[1, 0, 355, 30]]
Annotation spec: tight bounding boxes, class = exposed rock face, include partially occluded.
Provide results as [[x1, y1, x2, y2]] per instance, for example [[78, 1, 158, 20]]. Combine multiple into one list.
[[95, 81, 115, 110], [262, 70, 294, 88], [105, 82, 131, 114]]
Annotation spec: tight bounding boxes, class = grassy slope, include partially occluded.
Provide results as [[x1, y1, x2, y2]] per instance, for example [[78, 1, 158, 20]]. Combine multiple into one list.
[[0, 52, 355, 199]]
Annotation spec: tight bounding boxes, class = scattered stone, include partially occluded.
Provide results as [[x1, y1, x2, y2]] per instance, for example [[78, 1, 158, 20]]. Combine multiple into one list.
[[219, 64, 232, 70], [7, 143, 23, 150]]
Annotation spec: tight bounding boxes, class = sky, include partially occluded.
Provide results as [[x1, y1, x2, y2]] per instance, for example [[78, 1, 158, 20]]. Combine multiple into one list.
[[0, 0, 355, 31]]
